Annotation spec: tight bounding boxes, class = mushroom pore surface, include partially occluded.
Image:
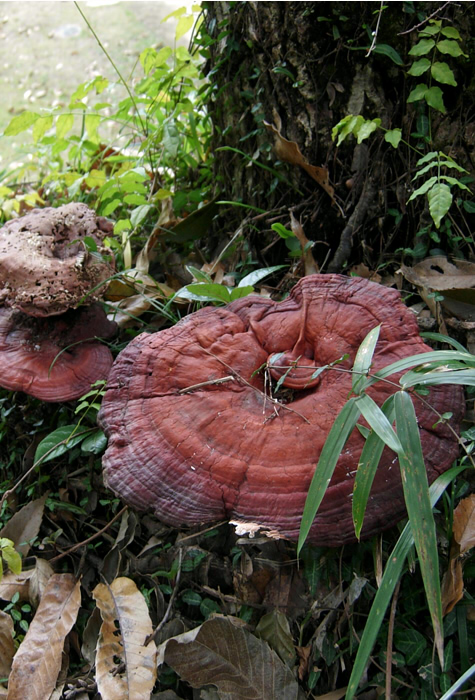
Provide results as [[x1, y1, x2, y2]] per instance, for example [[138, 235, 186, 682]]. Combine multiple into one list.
[[99, 274, 464, 546]]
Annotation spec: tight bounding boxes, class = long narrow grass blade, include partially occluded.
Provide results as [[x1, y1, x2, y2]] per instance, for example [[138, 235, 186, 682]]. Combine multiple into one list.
[[352, 325, 380, 394], [439, 663, 475, 700], [355, 393, 403, 455], [345, 465, 466, 700], [353, 396, 396, 539], [394, 390, 444, 666], [421, 332, 468, 353], [362, 350, 475, 390], [298, 398, 360, 553], [400, 368, 475, 389]]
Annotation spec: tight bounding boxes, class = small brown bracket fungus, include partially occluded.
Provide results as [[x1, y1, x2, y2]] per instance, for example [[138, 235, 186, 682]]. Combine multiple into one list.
[[99, 275, 464, 546], [0, 202, 114, 317], [0, 304, 117, 402]]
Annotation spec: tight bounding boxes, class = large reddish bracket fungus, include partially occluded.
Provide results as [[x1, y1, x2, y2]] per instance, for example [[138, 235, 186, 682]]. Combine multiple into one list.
[[99, 275, 464, 546], [0, 202, 114, 317], [0, 304, 117, 402]]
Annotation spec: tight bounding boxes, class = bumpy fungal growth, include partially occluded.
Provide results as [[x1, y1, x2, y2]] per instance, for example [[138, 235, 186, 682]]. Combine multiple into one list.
[[0, 202, 114, 317], [99, 274, 464, 546], [0, 304, 117, 402]]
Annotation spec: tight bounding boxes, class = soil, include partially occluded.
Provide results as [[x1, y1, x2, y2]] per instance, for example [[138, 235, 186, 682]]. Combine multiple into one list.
[[0, 0, 187, 164]]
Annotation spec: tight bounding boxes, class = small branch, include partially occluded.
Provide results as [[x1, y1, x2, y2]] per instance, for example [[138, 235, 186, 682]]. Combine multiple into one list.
[[146, 547, 183, 645], [366, 1, 385, 58], [49, 506, 128, 563], [178, 376, 235, 394], [398, 1, 454, 35]]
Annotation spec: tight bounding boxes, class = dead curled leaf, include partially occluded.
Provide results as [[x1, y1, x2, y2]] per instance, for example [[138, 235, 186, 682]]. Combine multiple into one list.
[[6, 574, 81, 700], [0, 494, 47, 558], [92, 576, 157, 700], [0, 558, 53, 606], [158, 617, 305, 700], [0, 610, 15, 680], [441, 555, 464, 617], [264, 121, 334, 200], [453, 494, 475, 554]]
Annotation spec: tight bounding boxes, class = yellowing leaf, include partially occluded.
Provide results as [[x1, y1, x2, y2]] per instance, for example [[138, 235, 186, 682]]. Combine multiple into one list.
[[175, 14, 195, 40], [453, 494, 475, 554], [7, 574, 81, 700], [93, 577, 157, 700]]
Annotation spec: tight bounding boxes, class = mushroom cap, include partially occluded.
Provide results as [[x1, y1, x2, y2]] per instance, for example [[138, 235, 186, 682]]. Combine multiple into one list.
[[0, 203, 114, 317], [0, 303, 117, 402], [99, 274, 464, 546]]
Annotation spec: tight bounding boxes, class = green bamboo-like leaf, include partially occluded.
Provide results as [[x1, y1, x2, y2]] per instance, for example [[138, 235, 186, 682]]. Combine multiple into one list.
[[352, 325, 381, 394], [353, 396, 395, 539], [345, 464, 465, 700], [394, 391, 444, 666], [431, 61, 457, 86], [298, 398, 361, 553], [425, 85, 446, 113], [428, 182, 452, 228], [400, 367, 475, 389], [372, 44, 404, 65], [355, 393, 403, 454], [407, 175, 437, 201], [408, 58, 431, 76], [420, 332, 467, 353], [384, 129, 402, 148], [362, 349, 475, 391], [4, 110, 40, 136], [238, 265, 287, 288], [436, 39, 468, 57], [409, 38, 435, 56], [407, 83, 428, 103]]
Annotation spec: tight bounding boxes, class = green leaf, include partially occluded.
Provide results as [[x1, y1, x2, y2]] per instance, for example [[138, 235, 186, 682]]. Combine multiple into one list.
[[408, 38, 435, 56], [255, 610, 296, 667], [81, 430, 107, 455], [436, 39, 467, 58], [431, 61, 457, 86], [440, 176, 469, 191], [161, 6, 186, 22], [34, 425, 91, 465], [352, 325, 381, 394], [407, 175, 437, 201], [4, 111, 40, 136], [298, 398, 361, 553], [32, 115, 53, 143], [155, 46, 173, 67], [345, 463, 465, 700], [400, 367, 475, 389], [1, 545, 22, 575], [353, 396, 395, 538], [230, 286, 254, 300], [407, 83, 428, 103], [394, 628, 427, 665], [175, 13, 195, 40], [56, 113, 74, 139], [407, 58, 431, 76], [238, 265, 287, 288], [394, 391, 444, 666], [372, 44, 404, 65], [425, 85, 446, 113], [416, 150, 439, 166], [428, 182, 452, 228], [356, 119, 380, 144], [102, 199, 122, 217], [85, 114, 101, 141], [384, 129, 402, 148], [185, 283, 232, 303], [355, 393, 403, 455], [130, 204, 152, 228], [271, 223, 295, 239], [440, 26, 461, 40], [163, 119, 180, 158]]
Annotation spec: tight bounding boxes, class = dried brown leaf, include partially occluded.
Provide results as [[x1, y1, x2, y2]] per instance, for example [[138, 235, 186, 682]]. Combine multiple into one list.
[[93, 576, 157, 700], [160, 617, 305, 700], [6, 574, 81, 700], [0, 494, 47, 558], [0, 558, 53, 606], [441, 556, 464, 616], [453, 494, 475, 554], [290, 212, 319, 276], [0, 610, 14, 679], [264, 121, 334, 200], [255, 610, 296, 667]]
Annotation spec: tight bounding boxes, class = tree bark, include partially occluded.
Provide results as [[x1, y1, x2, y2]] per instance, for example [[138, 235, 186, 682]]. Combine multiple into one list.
[[203, 1, 475, 273]]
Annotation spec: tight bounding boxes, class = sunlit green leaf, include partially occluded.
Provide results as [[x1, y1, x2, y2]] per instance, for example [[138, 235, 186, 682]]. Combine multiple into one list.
[[427, 182, 452, 228], [163, 119, 180, 158], [185, 283, 232, 302], [4, 110, 40, 136], [130, 204, 152, 227], [436, 39, 467, 57], [355, 393, 403, 454], [176, 14, 195, 40], [230, 285, 254, 300], [298, 398, 361, 553], [32, 115, 53, 143], [431, 61, 457, 86], [384, 129, 402, 148], [408, 58, 431, 76], [356, 119, 380, 143], [238, 265, 287, 288], [352, 325, 380, 394], [394, 391, 444, 666], [56, 113, 74, 139]]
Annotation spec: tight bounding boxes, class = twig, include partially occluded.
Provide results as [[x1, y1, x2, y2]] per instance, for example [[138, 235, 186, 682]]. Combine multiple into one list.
[[385, 580, 401, 700], [398, 1, 454, 35], [366, 1, 385, 58], [49, 506, 128, 563], [178, 376, 235, 394], [146, 547, 183, 645]]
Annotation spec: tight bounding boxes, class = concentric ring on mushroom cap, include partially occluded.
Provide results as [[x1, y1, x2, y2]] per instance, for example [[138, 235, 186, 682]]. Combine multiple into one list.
[[99, 274, 464, 546], [0, 304, 117, 402], [0, 202, 114, 317]]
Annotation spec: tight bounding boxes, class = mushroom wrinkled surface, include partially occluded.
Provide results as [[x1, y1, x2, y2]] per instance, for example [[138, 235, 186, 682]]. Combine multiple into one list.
[[0, 202, 114, 317], [0, 304, 117, 402], [99, 275, 464, 546]]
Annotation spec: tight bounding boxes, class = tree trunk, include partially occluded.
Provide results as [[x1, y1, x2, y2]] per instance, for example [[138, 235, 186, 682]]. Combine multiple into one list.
[[203, 1, 475, 274]]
